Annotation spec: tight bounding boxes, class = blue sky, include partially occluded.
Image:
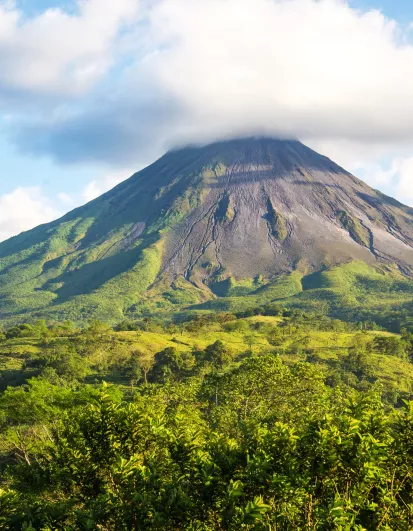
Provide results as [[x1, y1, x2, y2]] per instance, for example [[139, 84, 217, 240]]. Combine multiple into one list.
[[17, 0, 74, 14], [1, 0, 413, 240], [353, 0, 413, 22]]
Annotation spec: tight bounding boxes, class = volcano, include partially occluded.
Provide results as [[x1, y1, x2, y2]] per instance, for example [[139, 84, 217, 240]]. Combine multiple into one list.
[[1, 137, 413, 323]]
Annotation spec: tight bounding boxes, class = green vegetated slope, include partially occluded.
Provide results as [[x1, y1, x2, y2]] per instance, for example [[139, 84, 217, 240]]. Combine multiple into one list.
[[3, 314, 413, 528], [186, 261, 413, 331], [2, 137, 413, 327], [0, 148, 209, 323]]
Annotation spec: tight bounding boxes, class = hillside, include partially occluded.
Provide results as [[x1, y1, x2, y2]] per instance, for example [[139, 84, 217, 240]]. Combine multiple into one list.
[[0, 313, 411, 398], [2, 313, 413, 528], [1, 138, 413, 325]]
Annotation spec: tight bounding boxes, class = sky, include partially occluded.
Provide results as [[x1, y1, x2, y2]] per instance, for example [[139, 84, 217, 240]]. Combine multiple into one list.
[[2, 0, 413, 241]]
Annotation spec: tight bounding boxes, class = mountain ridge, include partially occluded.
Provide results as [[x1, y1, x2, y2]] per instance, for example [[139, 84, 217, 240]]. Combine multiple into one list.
[[1, 137, 413, 325]]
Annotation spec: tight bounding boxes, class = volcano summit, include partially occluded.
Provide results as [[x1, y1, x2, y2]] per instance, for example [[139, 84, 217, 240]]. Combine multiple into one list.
[[1, 137, 413, 324]]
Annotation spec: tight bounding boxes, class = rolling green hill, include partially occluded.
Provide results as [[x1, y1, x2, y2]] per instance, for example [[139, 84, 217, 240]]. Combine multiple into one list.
[[1, 298, 413, 528]]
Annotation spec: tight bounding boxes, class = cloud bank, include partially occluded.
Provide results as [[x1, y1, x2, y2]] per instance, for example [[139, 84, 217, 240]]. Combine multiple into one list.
[[7, 0, 413, 163], [0, 165, 134, 241]]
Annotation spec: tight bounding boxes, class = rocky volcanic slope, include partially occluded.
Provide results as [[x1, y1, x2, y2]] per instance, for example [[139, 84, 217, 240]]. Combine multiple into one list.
[[1, 137, 413, 323], [161, 139, 413, 281]]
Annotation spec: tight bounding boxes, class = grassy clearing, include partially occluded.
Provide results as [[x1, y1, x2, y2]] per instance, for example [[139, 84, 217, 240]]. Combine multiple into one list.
[[1, 315, 411, 398]]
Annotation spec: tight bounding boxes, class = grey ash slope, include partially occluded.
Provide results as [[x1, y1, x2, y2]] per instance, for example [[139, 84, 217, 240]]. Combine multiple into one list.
[[161, 138, 413, 283], [0, 136, 413, 323]]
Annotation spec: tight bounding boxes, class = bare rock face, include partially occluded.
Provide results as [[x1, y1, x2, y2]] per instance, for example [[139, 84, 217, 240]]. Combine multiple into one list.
[[159, 138, 413, 285], [1, 136, 413, 322]]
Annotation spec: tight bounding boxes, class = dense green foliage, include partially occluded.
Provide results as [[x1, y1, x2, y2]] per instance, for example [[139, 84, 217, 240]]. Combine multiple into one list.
[[1, 312, 413, 399], [1, 312, 413, 528]]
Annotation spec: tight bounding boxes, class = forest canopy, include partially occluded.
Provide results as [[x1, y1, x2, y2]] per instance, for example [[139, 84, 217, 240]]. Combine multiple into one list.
[[1, 311, 413, 529]]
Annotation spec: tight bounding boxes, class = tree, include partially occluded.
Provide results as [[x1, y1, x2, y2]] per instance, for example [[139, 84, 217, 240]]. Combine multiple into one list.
[[49, 320, 77, 337], [204, 340, 232, 370], [122, 352, 142, 387], [115, 320, 138, 332], [6, 324, 36, 340], [201, 355, 327, 432], [351, 333, 374, 354], [374, 336, 408, 359], [138, 353, 154, 384], [150, 347, 194, 382], [343, 347, 371, 380], [267, 327, 283, 346], [86, 320, 112, 339], [120, 351, 154, 387], [25, 344, 89, 381]]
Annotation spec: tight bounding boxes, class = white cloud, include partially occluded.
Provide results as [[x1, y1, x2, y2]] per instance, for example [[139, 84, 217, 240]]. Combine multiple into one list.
[[368, 157, 413, 206], [325, 155, 413, 206], [0, 0, 139, 98], [136, 0, 413, 147], [394, 158, 413, 204], [303, 138, 413, 204], [304, 139, 393, 175], [0, 186, 61, 241], [57, 191, 75, 206], [12, 0, 413, 169]]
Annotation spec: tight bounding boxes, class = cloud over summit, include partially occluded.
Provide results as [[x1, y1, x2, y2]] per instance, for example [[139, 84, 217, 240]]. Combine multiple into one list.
[[6, 0, 413, 166]]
